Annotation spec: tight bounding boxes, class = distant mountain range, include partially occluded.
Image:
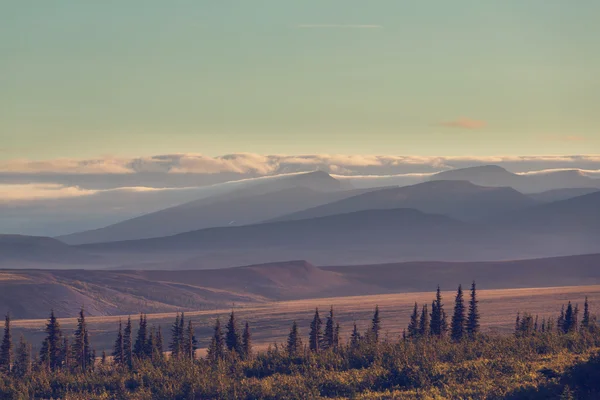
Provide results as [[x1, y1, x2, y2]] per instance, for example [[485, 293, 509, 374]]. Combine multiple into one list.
[[3, 253, 600, 319]]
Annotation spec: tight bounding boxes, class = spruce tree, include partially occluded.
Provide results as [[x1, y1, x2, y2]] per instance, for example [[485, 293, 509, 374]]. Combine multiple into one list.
[[563, 302, 574, 334], [123, 316, 133, 368], [350, 322, 361, 347], [242, 322, 252, 359], [534, 315, 539, 332], [133, 313, 148, 359], [226, 310, 242, 354], [155, 326, 164, 361], [558, 305, 565, 333], [582, 297, 591, 330], [334, 323, 341, 350], [12, 335, 31, 378], [450, 285, 466, 341], [370, 305, 381, 343], [287, 321, 302, 356], [309, 308, 323, 352], [408, 303, 419, 338], [430, 286, 444, 336], [72, 307, 92, 371], [323, 306, 336, 350], [40, 309, 62, 370], [146, 327, 156, 361], [466, 281, 480, 338], [185, 320, 198, 360], [170, 313, 182, 359], [61, 337, 71, 370], [573, 304, 579, 332], [207, 318, 225, 363], [113, 319, 124, 366], [0, 313, 12, 373], [419, 304, 430, 337]]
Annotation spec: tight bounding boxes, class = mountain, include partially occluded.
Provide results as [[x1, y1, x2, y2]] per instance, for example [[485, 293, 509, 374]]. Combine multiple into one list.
[[529, 188, 600, 203], [432, 165, 599, 193], [0, 235, 101, 268], [3, 254, 600, 319], [269, 180, 536, 223], [58, 171, 361, 245]]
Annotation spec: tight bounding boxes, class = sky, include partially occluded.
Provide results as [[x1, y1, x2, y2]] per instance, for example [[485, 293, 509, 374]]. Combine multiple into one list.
[[2, 0, 599, 161]]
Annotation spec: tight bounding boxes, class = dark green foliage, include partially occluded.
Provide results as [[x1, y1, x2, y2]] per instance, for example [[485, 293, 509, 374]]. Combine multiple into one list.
[[184, 320, 198, 360], [207, 318, 225, 364], [155, 326, 164, 361], [0, 313, 11, 372], [451, 285, 466, 341], [323, 306, 337, 350], [582, 297, 591, 330], [123, 316, 133, 368], [466, 281, 480, 337], [419, 304, 430, 337], [225, 310, 242, 354], [39, 310, 62, 370], [309, 308, 323, 352], [408, 302, 419, 338], [72, 307, 93, 372], [516, 312, 535, 337], [12, 335, 31, 378], [133, 313, 148, 360], [112, 319, 124, 366], [287, 321, 302, 356], [169, 313, 183, 358], [370, 305, 381, 343], [430, 285, 447, 337], [350, 322, 361, 347], [242, 322, 252, 359]]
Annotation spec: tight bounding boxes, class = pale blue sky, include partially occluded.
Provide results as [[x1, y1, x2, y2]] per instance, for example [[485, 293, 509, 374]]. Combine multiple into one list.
[[1, 0, 599, 160]]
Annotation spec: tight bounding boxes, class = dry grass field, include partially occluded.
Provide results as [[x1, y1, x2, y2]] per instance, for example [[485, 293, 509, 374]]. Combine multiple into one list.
[[11, 284, 600, 354]]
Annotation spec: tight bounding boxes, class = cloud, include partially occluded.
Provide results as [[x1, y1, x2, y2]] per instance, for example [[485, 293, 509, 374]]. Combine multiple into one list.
[[296, 24, 383, 29], [439, 118, 487, 129]]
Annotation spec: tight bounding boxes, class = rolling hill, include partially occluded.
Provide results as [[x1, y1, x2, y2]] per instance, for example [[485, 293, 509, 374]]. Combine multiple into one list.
[[269, 180, 536, 223], [58, 171, 363, 245]]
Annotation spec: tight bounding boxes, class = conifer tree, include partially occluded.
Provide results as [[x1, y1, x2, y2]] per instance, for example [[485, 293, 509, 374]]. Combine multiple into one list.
[[370, 305, 381, 343], [430, 286, 445, 336], [170, 313, 182, 359], [155, 326, 164, 361], [185, 320, 198, 360], [582, 297, 591, 330], [40, 310, 62, 370], [72, 307, 93, 371], [563, 302, 574, 333], [133, 313, 148, 359], [146, 327, 156, 361], [408, 302, 419, 338], [334, 323, 341, 349], [287, 321, 302, 356], [323, 306, 336, 350], [541, 318, 546, 333], [226, 310, 242, 354], [309, 308, 323, 352], [61, 337, 71, 370], [207, 318, 225, 363], [123, 316, 133, 368], [573, 304, 579, 332], [0, 313, 12, 373], [113, 319, 124, 366], [466, 281, 480, 338], [441, 309, 449, 336], [558, 305, 565, 333], [450, 285, 466, 341], [242, 322, 252, 359], [419, 304, 430, 337], [514, 312, 521, 336], [350, 322, 361, 347], [12, 335, 31, 378], [534, 315, 539, 332]]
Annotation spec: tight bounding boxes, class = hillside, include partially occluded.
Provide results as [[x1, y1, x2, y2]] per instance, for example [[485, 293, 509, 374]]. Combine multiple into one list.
[[3, 254, 600, 319], [58, 171, 362, 244], [270, 180, 536, 222]]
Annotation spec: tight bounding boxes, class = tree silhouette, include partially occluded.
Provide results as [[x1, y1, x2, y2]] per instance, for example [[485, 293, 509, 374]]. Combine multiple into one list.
[[466, 281, 480, 338], [287, 321, 302, 356], [226, 310, 242, 355], [323, 306, 336, 350], [0, 313, 12, 373], [451, 285, 465, 341], [408, 303, 419, 338], [582, 297, 591, 330], [419, 304, 430, 337], [207, 318, 225, 364], [12, 335, 31, 378], [113, 319, 124, 366], [133, 313, 148, 360], [40, 310, 62, 370], [370, 305, 381, 343], [123, 316, 133, 368], [309, 308, 323, 352], [242, 322, 252, 359], [72, 307, 93, 372], [350, 322, 361, 348]]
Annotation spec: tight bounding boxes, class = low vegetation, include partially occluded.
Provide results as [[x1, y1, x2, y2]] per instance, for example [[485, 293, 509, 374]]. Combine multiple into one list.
[[1, 283, 600, 399]]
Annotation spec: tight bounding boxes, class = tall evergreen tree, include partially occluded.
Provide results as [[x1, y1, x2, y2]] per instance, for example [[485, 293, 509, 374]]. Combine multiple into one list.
[[558, 305, 565, 333], [323, 306, 336, 350], [419, 304, 430, 337], [573, 304, 579, 332], [40, 310, 62, 370], [155, 326, 164, 361], [430, 286, 445, 336], [582, 297, 591, 330], [466, 281, 480, 338], [170, 313, 182, 359], [207, 318, 225, 363], [61, 337, 71, 370], [563, 302, 574, 333], [123, 316, 133, 368], [0, 313, 12, 372], [133, 313, 148, 359], [113, 320, 124, 366], [146, 327, 156, 361], [370, 305, 381, 343], [287, 321, 302, 356], [514, 312, 521, 337], [309, 308, 323, 352], [225, 310, 242, 354], [185, 320, 198, 360], [334, 323, 341, 349], [408, 303, 419, 338], [350, 322, 361, 348], [72, 307, 93, 371], [12, 335, 31, 378], [242, 322, 252, 359], [450, 285, 466, 341]]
